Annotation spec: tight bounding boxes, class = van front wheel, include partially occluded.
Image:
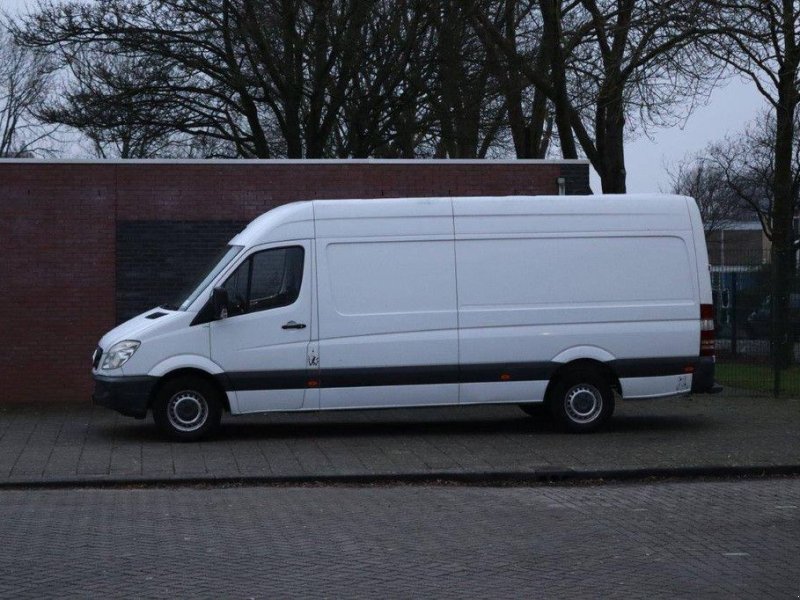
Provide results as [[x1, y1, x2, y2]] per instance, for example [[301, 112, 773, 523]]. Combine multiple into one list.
[[548, 369, 614, 433], [152, 377, 222, 442]]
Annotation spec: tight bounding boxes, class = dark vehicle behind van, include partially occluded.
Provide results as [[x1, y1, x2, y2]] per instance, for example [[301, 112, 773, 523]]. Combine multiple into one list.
[[746, 294, 800, 339]]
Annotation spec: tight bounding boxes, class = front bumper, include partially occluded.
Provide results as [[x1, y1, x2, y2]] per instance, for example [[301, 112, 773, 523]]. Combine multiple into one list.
[[92, 374, 158, 419], [691, 357, 723, 394]]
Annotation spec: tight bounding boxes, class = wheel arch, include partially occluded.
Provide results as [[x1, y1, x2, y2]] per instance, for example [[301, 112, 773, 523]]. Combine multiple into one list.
[[544, 358, 622, 405], [148, 368, 230, 413]]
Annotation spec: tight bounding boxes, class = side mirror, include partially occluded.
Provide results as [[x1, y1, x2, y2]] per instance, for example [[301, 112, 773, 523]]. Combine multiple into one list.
[[212, 287, 229, 320]]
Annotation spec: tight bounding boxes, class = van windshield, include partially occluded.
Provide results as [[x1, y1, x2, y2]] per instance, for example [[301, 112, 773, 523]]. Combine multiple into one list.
[[167, 245, 244, 311]]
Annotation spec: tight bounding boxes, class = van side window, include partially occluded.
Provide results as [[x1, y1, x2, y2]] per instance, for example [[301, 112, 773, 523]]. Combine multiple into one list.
[[222, 246, 304, 316]]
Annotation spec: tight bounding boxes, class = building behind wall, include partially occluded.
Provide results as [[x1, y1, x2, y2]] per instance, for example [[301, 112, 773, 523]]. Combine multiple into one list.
[[706, 222, 770, 271], [0, 158, 590, 404]]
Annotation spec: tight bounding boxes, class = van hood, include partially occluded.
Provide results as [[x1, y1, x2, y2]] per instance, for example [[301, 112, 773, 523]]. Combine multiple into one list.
[[98, 308, 184, 349]]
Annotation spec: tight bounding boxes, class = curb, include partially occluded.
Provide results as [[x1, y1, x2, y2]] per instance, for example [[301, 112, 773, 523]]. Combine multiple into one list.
[[1, 464, 799, 490]]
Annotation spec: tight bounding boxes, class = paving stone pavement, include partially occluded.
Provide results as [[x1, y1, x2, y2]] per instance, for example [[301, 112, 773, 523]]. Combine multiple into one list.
[[0, 390, 799, 484], [0, 477, 798, 598]]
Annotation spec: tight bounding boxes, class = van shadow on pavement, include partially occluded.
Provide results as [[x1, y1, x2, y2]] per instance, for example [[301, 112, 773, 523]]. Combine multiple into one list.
[[102, 407, 711, 444]]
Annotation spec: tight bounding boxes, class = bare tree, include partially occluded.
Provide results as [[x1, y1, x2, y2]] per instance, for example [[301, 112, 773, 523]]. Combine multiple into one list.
[[14, 0, 394, 158], [470, 0, 719, 192], [38, 49, 209, 158], [332, 0, 434, 158], [700, 1, 800, 379], [424, 0, 507, 158], [474, 0, 554, 158], [12, 0, 723, 171], [15, 1, 266, 157], [0, 27, 54, 157], [667, 155, 747, 239], [697, 112, 800, 244]]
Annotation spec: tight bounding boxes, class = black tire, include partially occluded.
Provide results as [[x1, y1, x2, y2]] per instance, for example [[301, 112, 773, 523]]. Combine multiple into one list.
[[548, 368, 615, 433], [152, 376, 223, 442]]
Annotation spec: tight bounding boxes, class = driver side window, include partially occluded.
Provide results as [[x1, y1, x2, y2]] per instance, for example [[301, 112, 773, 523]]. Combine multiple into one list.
[[222, 246, 304, 317]]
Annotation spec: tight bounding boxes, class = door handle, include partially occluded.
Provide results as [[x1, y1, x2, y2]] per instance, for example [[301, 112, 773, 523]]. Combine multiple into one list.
[[282, 321, 307, 330]]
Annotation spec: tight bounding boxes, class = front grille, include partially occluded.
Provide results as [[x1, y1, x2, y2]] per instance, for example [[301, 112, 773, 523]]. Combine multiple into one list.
[[92, 346, 103, 370]]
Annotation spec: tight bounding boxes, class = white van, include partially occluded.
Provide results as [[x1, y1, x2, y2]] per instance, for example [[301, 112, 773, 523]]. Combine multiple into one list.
[[92, 194, 719, 440]]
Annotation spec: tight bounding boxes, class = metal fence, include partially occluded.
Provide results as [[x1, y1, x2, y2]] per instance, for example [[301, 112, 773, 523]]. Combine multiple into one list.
[[711, 249, 800, 395]]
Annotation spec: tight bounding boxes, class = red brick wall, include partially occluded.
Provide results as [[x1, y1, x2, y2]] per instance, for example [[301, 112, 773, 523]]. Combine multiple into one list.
[[0, 159, 588, 404]]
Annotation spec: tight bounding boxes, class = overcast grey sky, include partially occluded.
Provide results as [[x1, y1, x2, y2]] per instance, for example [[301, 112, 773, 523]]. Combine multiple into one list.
[[621, 78, 765, 193], [2, 0, 768, 193]]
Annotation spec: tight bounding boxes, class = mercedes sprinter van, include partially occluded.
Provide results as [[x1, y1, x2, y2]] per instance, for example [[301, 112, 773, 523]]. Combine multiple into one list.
[[92, 194, 719, 440]]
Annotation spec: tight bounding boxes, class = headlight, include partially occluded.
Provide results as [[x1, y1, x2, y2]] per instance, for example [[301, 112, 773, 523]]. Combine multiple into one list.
[[101, 340, 140, 370]]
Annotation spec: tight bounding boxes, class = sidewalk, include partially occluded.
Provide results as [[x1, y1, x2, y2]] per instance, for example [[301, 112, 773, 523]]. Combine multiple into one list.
[[1, 390, 798, 486]]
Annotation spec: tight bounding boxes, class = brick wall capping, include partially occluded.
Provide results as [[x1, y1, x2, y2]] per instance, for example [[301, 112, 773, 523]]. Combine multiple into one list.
[[0, 158, 590, 166]]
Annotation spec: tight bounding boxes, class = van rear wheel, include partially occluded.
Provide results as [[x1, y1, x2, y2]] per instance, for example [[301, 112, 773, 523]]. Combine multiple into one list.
[[548, 368, 614, 433], [153, 376, 222, 442]]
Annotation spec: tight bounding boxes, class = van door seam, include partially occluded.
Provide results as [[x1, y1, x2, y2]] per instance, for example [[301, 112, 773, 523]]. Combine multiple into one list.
[[450, 197, 462, 404]]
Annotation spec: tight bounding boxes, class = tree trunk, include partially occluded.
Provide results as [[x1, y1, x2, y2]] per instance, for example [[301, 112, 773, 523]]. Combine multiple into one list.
[[284, 104, 304, 158], [595, 85, 627, 193], [770, 1, 800, 393], [771, 86, 798, 388], [540, 0, 577, 159], [501, 0, 548, 158]]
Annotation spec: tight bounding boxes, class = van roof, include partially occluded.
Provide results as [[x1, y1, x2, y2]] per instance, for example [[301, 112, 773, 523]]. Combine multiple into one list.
[[314, 193, 690, 216], [230, 194, 693, 246]]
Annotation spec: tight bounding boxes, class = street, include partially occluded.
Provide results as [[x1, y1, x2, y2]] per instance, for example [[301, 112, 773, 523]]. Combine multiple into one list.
[[0, 477, 797, 598]]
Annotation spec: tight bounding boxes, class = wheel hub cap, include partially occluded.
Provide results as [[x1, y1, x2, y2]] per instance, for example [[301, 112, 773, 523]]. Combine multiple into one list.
[[167, 391, 209, 432], [564, 384, 603, 424]]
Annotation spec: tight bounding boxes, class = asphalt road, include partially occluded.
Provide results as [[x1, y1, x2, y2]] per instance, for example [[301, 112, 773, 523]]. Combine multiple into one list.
[[0, 477, 798, 598]]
